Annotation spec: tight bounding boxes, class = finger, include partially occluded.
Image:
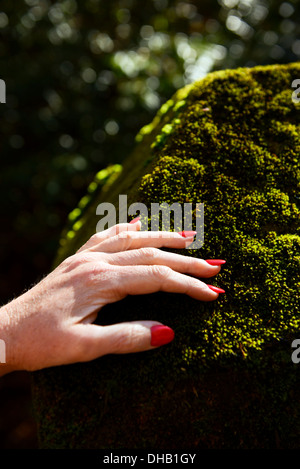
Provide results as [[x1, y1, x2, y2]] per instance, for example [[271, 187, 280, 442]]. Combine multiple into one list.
[[104, 264, 222, 301], [72, 321, 175, 361], [88, 230, 196, 253], [106, 247, 221, 278], [78, 222, 141, 252]]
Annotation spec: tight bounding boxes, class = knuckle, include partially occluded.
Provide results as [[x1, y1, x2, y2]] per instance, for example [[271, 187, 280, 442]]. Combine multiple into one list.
[[64, 252, 93, 268], [112, 325, 143, 354], [77, 233, 102, 251], [139, 247, 158, 261], [111, 328, 133, 354], [76, 253, 96, 265], [117, 230, 135, 250], [151, 264, 172, 280], [90, 232, 103, 242], [62, 252, 110, 285], [85, 261, 112, 285], [118, 230, 132, 239]]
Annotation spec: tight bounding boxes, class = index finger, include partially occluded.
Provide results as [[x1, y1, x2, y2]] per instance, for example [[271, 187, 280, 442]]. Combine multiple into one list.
[[88, 230, 197, 253]]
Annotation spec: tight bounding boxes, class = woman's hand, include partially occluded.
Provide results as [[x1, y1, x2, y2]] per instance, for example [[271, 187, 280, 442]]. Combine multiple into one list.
[[0, 220, 225, 375]]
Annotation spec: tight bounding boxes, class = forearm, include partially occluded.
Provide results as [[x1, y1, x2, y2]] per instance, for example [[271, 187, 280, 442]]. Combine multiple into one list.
[[0, 290, 38, 376], [0, 284, 54, 376]]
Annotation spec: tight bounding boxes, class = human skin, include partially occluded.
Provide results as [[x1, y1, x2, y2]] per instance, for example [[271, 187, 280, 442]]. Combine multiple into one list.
[[0, 221, 224, 376]]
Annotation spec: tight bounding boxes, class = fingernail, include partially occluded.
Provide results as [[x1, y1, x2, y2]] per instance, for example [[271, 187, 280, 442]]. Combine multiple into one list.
[[177, 231, 197, 238], [150, 325, 175, 347], [129, 216, 140, 224], [205, 259, 226, 266], [207, 285, 226, 294]]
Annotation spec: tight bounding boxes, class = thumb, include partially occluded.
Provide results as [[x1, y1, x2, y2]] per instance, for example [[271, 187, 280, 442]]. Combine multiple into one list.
[[75, 321, 175, 362]]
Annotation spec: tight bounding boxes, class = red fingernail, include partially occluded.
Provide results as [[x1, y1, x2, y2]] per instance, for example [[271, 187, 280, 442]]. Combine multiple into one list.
[[205, 259, 226, 266], [177, 231, 197, 238], [150, 325, 175, 347], [129, 216, 140, 224], [207, 285, 226, 294]]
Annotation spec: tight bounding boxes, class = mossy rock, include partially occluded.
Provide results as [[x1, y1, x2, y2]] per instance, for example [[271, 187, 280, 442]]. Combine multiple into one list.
[[32, 63, 300, 449]]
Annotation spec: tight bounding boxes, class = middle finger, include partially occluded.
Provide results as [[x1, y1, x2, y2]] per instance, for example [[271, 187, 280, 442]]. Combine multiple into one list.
[[106, 247, 222, 278]]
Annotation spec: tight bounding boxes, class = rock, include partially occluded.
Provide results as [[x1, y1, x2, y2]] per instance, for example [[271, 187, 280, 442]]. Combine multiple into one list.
[[32, 63, 300, 449]]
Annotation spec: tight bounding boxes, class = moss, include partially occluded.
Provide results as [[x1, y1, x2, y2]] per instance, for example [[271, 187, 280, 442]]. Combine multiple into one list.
[[32, 63, 300, 449], [57, 164, 122, 254]]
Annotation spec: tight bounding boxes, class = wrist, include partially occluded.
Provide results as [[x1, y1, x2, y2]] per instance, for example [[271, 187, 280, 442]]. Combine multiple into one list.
[[0, 302, 21, 376]]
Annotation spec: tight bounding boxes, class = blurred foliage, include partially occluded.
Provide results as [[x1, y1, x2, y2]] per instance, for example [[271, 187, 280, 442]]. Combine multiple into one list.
[[0, 0, 299, 303]]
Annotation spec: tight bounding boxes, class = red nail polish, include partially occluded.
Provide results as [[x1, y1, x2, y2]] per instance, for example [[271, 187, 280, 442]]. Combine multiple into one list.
[[129, 216, 140, 224], [205, 259, 226, 266], [177, 231, 197, 238], [150, 325, 175, 347], [207, 285, 226, 294]]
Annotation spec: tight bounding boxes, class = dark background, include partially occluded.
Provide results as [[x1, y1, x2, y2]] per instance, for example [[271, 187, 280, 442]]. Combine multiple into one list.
[[0, 0, 299, 449]]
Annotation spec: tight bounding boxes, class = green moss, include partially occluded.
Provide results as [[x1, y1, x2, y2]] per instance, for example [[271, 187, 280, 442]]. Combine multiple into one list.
[[32, 63, 300, 449], [56, 164, 122, 254]]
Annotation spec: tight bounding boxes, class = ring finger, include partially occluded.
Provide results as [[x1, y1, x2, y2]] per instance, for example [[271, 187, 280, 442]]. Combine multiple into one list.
[[87, 230, 197, 253]]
